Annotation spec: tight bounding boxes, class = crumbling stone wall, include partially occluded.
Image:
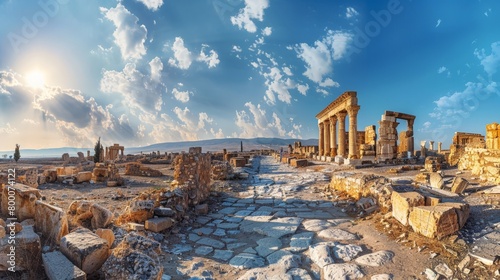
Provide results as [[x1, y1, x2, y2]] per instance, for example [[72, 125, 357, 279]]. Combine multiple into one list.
[[172, 153, 211, 206], [327, 173, 393, 209], [458, 147, 500, 184], [125, 163, 163, 177], [448, 132, 485, 166], [211, 161, 233, 180]]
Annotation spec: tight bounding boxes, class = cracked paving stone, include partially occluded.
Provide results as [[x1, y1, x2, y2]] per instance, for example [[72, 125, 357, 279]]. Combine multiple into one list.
[[289, 232, 315, 253], [255, 237, 282, 257], [322, 263, 364, 279], [318, 228, 358, 241], [286, 268, 312, 280], [193, 227, 214, 236], [253, 217, 303, 238], [332, 243, 364, 262], [224, 216, 243, 223], [266, 250, 299, 268], [196, 216, 211, 225], [227, 242, 247, 250], [217, 223, 240, 229], [234, 210, 253, 217], [212, 228, 226, 237], [196, 237, 225, 249], [302, 219, 333, 232], [309, 243, 334, 268], [295, 211, 333, 219], [189, 233, 201, 242], [354, 250, 394, 267], [213, 250, 233, 261], [218, 207, 238, 215], [229, 253, 266, 269], [195, 246, 214, 256]]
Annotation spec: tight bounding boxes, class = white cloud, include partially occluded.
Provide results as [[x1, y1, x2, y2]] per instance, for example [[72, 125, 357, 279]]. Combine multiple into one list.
[[232, 45, 242, 52], [297, 84, 309, 95], [422, 121, 431, 129], [136, 0, 163, 11], [172, 88, 191, 103], [262, 27, 272, 36], [296, 30, 352, 86], [474, 41, 500, 76], [197, 45, 220, 68], [168, 37, 193, 70], [210, 128, 225, 138], [149, 56, 163, 82], [435, 19, 441, 28], [234, 102, 300, 138], [319, 78, 339, 87], [100, 63, 164, 113], [102, 3, 147, 61], [168, 38, 220, 70], [430, 81, 498, 122], [346, 7, 359, 18], [438, 66, 447, 74], [282, 67, 293, 76], [263, 67, 294, 105], [231, 0, 269, 33], [316, 88, 329, 96]]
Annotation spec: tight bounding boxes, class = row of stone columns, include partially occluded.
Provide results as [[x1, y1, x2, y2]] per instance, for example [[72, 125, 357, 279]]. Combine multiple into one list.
[[318, 106, 359, 159]]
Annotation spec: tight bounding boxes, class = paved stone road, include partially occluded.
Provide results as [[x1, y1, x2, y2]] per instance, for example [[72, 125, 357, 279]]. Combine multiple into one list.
[[168, 156, 396, 279]]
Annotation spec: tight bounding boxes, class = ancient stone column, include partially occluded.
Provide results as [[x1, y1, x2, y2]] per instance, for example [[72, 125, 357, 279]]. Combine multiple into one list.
[[429, 141, 434, 151], [87, 150, 90, 157], [330, 116, 337, 157], [420, 141, 426, 158], [324, 120, 330, 157], [337, 112, 347, 157], [347, 106, 360, 159], [105, 147, 109, 160], [318, 122, 324, 156], [438, 142, 442, 153]]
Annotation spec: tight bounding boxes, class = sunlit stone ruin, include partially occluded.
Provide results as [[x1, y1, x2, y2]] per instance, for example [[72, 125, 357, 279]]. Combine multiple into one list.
[[0, 91, 499, 279]]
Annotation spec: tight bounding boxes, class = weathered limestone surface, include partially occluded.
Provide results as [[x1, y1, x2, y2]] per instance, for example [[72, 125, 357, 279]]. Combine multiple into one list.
[[173, 152, 211, 206], [231, 157, 247, 167], [450, 177, 469, 194], [391, 191, 425, 226], [90, 203, 113, 229], [1, 183, 41, 221], [0, 225, 41, 271], [290, 158, 308, 168], [42, 251, 86, 280], [408, 205, 459, 239], [145, 217, 174, 232], [75, 171, 92, 183], [486, 122, 500, 150], [60, 227, 110, 274], [328, 173, 392, 209], [35, 200, 69, 245], [458, 147, 500, 184]]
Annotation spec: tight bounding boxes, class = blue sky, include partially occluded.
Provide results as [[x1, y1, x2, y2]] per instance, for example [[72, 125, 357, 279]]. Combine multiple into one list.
[[0, 0, 499, 151]]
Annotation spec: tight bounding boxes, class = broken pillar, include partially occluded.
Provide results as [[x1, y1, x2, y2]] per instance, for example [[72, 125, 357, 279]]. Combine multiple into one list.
[[409, 205, 459, 239], [35, 201, 69, 245], [1, 183, 41, 221]]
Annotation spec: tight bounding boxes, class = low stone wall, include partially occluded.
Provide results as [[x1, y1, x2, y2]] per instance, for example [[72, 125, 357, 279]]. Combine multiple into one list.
[[173, 153, 211, 206], [211, 161, 233, 180], [125, 163, 163, 177], [458, 147, 500, 183]]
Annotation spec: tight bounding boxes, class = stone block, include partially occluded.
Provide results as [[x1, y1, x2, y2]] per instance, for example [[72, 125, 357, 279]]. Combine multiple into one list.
[[290, 159, 308, 168], [189, 147, 202, 154], [60, 227, 110, 274], [429, 173, 444, 189], [96, 228, 115, 248], [75, 172, 92, 184], [0, 225, 41, 271], [195, 203, 209, 215], [127, 223, 145, 231], [91, 204, 113, 229], [122, 200, 154, 224], [450, 177, 469, 194], [42, 251, 86, 280], [153, 207, 175, 217], [439, 202, 470, 228], [409, 206, 459, 239], [391, 191, 425, 226], [145, 217, 173, 233], [35, 201, 69, 245], [230, 157, 247, 167], [425, 196, 441, 206], [1, 183, 41, 221]]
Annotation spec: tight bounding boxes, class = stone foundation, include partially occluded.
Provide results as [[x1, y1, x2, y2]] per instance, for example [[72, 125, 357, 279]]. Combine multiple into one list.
[[125, 163, 163, 177]]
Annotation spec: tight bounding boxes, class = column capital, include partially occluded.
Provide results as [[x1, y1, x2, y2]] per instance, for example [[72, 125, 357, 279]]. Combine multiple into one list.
[[347, 105, 360, 116], [319, 122, 324, 128], [337, 111, 347, 120], [329, 115, 337, 122]]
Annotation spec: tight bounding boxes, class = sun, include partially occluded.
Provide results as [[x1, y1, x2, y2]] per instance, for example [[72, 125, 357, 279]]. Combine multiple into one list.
[[25, 71, 45, 88]]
